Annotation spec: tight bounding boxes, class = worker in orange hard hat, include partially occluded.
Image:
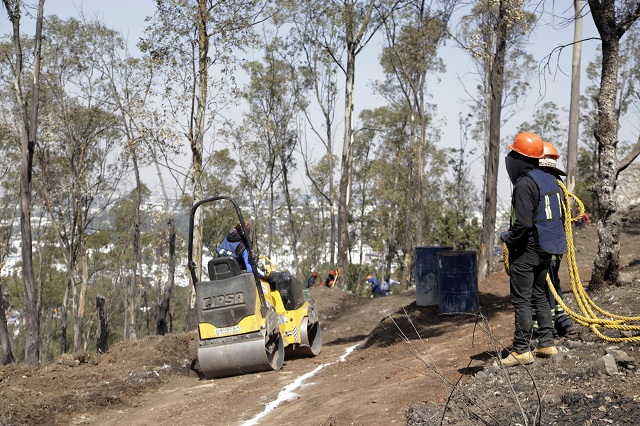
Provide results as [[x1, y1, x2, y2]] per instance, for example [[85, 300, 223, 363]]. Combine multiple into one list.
[[366, 275, 382, 298], [306, 271, 319, 288], [508, 131, 545, 159], [532, 141, 575, 338], [538, 141, 567, 177], [499, 132, 567, 367], [324, 270, 336, 288]]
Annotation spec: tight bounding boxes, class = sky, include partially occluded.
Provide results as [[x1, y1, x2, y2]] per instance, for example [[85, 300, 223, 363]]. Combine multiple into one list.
[[6, 1, 633, 213]]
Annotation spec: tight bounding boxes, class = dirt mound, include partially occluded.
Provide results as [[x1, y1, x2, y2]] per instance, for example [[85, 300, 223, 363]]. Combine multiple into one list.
[[0, 333, 197, 425]]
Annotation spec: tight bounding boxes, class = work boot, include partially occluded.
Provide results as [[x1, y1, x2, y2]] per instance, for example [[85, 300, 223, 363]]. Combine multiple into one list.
[[500, 351, 534, 367], [536, 346, 558, 358]]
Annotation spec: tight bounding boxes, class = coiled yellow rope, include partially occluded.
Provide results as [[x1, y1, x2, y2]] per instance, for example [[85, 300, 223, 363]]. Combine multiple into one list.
[[503, 180, 640, 342]]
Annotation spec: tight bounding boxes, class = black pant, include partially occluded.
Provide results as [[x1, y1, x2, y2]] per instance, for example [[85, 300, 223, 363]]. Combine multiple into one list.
[[546, 257, 575, 333], [509, 252, 554, 353]]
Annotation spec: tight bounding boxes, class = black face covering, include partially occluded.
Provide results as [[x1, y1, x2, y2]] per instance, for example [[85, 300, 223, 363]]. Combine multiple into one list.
[[505, 153, 518, 184], [505, 151, 537, 184]]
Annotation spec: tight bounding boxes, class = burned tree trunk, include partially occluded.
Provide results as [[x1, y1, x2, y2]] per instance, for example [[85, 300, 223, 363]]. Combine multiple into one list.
[[0, 289, 15, 364], [587, 0, 640, 291], [96, 295, 108, 354]]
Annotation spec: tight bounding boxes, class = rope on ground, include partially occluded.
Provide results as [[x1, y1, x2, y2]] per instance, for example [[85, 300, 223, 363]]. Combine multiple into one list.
[[502, 180, 640, 343]]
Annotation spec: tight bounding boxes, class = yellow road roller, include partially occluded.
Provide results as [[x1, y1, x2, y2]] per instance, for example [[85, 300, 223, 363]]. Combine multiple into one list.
[[187, 196, 322, 379]]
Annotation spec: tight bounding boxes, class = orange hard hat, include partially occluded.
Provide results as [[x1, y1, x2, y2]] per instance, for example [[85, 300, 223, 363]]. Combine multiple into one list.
[[366, 275, 372, 280], [235, 221, 251, 232], [509, 132, 544, 159], [542, 141, 560, 159], [539, 142, 567, 176]]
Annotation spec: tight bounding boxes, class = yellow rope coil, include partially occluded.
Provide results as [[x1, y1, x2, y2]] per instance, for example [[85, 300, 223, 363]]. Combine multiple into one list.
[[502, 180, 640, 342]]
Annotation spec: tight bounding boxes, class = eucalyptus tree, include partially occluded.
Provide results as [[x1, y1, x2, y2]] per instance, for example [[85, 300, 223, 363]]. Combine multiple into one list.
[[456, 0, 536, 280], [200, 148, 238, 264], [2, 0, 45, 365], [0, 123, 20, 364], [356, 106, 408, 284], [585, 1, 640, 291], [77, 19, 154, 341], [442, 113, 480, 251], [98, 31, 149, 341], [350, 122, 377, 271], [285, 1, 342, 267], [122, 71, 189, 336], [379, 0, 454, 248], [301, 154, 338, 264], [234, 38, 303, 273], [377, 0, 453, 284], [35, 17, 127, 352], [93, 18, 188, 340], [289, 0, 401, 287], [107, 185, 151, 338], [296, 191, 328, 277], [141, 1, 270, 308]]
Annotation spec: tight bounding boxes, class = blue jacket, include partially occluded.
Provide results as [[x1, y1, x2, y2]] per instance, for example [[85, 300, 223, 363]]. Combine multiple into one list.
[[368, 277, 381, 294], [217, 230, 254, 274], [527, 169, 568, 255]]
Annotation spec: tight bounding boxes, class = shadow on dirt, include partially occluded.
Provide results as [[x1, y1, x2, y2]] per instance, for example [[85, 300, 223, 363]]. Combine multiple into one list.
[[323, 334, 369, 347], [362, 291, 512, 350]]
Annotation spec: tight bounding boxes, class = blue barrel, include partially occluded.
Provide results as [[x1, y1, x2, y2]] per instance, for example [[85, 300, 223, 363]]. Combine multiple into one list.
[[415, 247, 452, 306], [438, 251, 478, 314]]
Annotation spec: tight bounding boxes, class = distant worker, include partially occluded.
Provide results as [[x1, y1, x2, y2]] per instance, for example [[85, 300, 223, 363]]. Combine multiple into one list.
[[500, 132, 567, 367], [217, 222, 263, 277], [576, 212, 592, 229], [535, 141, 575, 337], [367, 275, 382, 298], [381, 276, 399, 297], [307, 271, 318, 288], [324, 270, 335, 288]]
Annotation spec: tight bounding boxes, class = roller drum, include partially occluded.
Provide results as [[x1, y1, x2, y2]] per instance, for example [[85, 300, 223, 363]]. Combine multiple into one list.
[[287, 317, 322, 357], [199, 331, 284, 379]]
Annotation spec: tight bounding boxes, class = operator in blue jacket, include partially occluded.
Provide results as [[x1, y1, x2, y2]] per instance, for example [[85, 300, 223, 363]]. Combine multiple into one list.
[[216, 222, 263, 277], [367, 275, 382, 298]]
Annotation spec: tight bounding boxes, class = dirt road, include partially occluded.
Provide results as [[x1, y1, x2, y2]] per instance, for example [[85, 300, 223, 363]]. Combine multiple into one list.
[[60, 278, 512, 426]]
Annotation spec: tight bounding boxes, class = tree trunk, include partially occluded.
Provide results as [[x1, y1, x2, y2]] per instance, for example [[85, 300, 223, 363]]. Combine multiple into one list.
[[96, 295, 108, 353], [60, 283, 69, 354], [587, 0, 640, 290], [73, 238, 89, 352], [328, 123, 336, 267], [127, 153, 142, 340], [186, 0, 210, 331], [415, 76, 426, 248], [566, 0, 583, 194], [478, 0, 507, 281], [403, 151, 414, 290], [336, 0, 376, 289], [0, 282, 15, 364], [337, 46, 356, 289], [588, 2, 621, 291], [157, 215, 176, 335], [282, 163, 301, 277], [4, 0, 45, 365], [384, 171, 400, 279]]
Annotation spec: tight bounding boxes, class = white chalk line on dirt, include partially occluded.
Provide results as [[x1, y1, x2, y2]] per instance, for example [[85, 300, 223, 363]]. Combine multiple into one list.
[[239, 343, 360, 426]]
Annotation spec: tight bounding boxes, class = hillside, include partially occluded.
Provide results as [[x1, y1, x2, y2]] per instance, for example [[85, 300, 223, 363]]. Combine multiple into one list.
[[1, 221, 640, 425]]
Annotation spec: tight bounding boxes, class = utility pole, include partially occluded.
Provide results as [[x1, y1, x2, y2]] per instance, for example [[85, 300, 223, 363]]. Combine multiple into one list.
[[567, 0, 583, 194]]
